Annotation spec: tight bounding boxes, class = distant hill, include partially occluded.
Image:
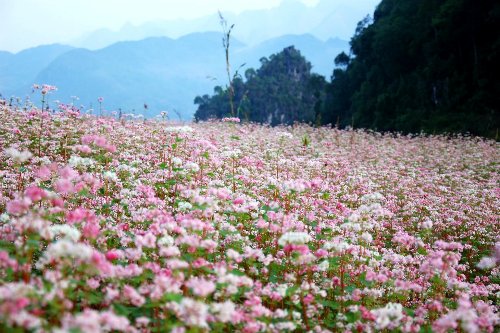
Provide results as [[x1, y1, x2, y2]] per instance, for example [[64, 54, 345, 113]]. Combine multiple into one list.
[[1, 33, 348, 119], [0, 44, 73, 95], [72, 0, 374, 50]]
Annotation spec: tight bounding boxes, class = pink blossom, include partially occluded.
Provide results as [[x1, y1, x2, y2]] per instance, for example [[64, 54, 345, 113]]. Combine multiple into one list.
[[6, 197, 31, 216], [24, 185, 46, 202]]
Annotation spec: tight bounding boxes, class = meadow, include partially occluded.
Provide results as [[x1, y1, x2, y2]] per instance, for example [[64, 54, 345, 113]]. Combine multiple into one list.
[[0, 97, 498, 332]]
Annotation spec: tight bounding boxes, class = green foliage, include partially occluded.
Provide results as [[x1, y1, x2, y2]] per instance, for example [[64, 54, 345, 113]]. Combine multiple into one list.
[[323, 0, 500, 138], [194, 46, 326, 125], [196, 0, 499, 138]]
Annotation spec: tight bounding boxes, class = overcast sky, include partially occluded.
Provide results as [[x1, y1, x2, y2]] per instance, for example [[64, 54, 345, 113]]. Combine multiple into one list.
[[0, 0, 378, 53]]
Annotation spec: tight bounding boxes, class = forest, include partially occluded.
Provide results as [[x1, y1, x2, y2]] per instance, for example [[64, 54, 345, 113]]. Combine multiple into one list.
[[194, 0, 500, 138]]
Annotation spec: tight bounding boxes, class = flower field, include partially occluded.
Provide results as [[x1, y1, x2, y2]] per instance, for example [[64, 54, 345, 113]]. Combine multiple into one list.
[[0, 103, 498, 332]]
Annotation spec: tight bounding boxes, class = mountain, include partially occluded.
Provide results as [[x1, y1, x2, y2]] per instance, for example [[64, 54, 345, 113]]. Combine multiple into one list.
[[1, 33, 348, 119], [0, 44, 74, 96], [72, 0, 375, 50]]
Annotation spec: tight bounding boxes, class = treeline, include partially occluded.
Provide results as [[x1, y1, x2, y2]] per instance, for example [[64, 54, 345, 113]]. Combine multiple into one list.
[[194, 0, 500, 138]]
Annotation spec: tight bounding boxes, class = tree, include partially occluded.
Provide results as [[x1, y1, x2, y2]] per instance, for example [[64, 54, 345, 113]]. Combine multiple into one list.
[[194, 46, 325, 125], [323, 0, 500, 138]]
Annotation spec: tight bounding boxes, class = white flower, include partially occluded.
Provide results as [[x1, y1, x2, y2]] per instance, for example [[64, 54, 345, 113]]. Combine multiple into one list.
[[221, 149, 242, 158], [103, 171, 119, 182], [419, 219, 433, 230], [179, 298, 208, 328], [172, 157, 183, 166], [275, 322, 296, 331], [323, 240, 349, 252], [165, 126, 193, 133], [477, 256, 496, 269], [37, 239, 93, 269], [211, 301, 236, 323], [276, 131, 293, 139], [360, 192, 385, 204], [278, 232, 311, 246], [361, 232, 373, 244], [178, 201, 193, 211], [4, 147, 32, 163], [0, 213, 9, 223], [158, 235, 175, 247], [184, 162, 200, 173], [372, 303, 404, 329], [317, 260, 329, 271], [69, 155, 95, 168], [49, 225, 81, 242], [276, 284, 288, 297]]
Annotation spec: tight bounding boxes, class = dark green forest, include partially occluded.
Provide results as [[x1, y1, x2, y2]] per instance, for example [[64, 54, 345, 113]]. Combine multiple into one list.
[[194, 0, 500, 138]]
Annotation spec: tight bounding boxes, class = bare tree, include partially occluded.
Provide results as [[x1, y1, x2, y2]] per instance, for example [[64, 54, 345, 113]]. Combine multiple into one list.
[[219, 11, 235, 117]]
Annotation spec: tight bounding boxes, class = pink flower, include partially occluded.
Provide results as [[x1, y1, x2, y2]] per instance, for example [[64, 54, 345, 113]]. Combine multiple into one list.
[[105, 250, 121, 261], [122, 285, 145, 307], [24, 185, 46, 202], [66, 208, 88, 224], [186, 277, 216, 297], [35, 165, 51, 180], [54, 178, 75, 194], [303, 293, 314, 304], [6, 197, 32, 216], [82, 222, 100, 239]]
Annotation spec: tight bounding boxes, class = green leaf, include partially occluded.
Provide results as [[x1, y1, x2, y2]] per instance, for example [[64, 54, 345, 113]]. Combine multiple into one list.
[[319, 299, 339, 310], [286, 285, 299, 297], [163, 293, 183, 303]]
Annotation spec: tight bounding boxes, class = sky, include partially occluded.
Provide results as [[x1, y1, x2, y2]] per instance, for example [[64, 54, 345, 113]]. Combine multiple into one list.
[[0, 0, 377, 53]]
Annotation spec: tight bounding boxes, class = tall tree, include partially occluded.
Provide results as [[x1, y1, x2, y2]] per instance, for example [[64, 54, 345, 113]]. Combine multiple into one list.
[[324, 0, 500, 138]]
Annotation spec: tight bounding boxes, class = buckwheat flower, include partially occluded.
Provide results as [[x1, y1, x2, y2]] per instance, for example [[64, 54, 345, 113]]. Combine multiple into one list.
[[226, 249, 242, 262], [24, 185, 47, 202], [360, 232, 373, 244], [419, 218, 433, 229], [160, 246, 181, 257], [135, 233, 156, 248], [68, 155, 95, 168], [372, 303, 404, 330], [278, 232, 311, 246], [212, 300, 236, 323], [37, 239, 93, 269], [276, 131, 293, 139], [49, 225, 81, 242], [54, 178, 75, 195], [178, 201, 193, 211], [317, 260, 329, 271], [275, 322, 296, 331], [4, 147, 32, 163], [172, 157, 183, 166], [184, 162, 200, 172], [222, 117, 240, 123], [360, 192, 385, 204], [477, 257, 496, 269], [123, 285, 145, 307], [179, 298, 209, 328], [6, 197, 32, 216], [165, 126, 193, 133], [221, 149, 242, 158], [157, 235, 175, 247], [103, 171, 119, 182], [186, 277, 216, 297], [0, 213, 9, 223]]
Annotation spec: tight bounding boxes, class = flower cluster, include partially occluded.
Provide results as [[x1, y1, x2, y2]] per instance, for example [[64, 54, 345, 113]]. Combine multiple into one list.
[[0, 102, 498, 332]]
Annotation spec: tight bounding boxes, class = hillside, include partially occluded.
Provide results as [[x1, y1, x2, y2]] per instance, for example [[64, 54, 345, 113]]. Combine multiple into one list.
[[1, 33, 348, 119]]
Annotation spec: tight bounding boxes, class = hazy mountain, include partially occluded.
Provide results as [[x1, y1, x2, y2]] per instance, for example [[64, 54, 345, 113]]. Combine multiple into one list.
[[72, 0, 372, 50], [1, 32, 347, 119], [0, 44, 74, 95]]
